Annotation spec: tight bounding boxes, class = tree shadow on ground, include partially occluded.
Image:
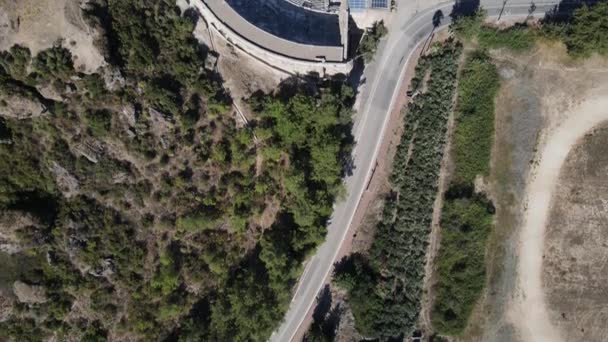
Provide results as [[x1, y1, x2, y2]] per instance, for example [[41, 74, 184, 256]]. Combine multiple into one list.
[[433, 10, 445, 28], [543, 0, 599, 24], [312, 285, 333, 325], [305, 284, 343, 341], [450, 0, 480, 20], [347, 15, 366, 60]]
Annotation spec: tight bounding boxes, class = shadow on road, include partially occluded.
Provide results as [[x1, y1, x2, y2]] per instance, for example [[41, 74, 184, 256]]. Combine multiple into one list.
[[433, 10, 445, 27], [543, 0, 599, 23], [450, 0, 481, 20]]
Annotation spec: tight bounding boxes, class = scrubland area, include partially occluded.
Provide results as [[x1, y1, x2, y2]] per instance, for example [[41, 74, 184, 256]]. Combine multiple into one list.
[[330, 2, 608, 341], [1, 0, 608, 341], [0, 0, 356, 340]]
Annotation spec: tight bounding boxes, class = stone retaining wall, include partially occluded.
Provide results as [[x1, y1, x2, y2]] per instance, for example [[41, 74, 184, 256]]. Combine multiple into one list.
[[188, 0, 352, 75]]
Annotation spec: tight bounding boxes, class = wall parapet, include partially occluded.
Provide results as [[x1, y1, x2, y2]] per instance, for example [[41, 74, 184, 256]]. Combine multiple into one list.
[[189, 0, 351, 76]]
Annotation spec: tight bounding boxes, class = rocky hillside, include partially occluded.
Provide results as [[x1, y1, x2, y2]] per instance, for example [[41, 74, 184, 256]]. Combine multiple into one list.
[[0, 0, 354, 340]]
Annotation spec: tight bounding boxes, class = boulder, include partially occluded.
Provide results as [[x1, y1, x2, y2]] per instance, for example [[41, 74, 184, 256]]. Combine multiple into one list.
[[13, 281, 47, 304], [0, 95, 46, 119]]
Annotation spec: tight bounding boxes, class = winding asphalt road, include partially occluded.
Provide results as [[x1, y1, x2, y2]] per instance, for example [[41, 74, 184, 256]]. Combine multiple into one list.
[[270, 1, 561, 341]]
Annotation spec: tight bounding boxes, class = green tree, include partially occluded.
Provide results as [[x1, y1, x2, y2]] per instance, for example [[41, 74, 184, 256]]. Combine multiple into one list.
[[358, 20, 388, 62], [552, 1, 608, 57]]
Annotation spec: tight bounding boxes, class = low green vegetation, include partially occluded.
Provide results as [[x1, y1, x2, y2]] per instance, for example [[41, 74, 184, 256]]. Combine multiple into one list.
[[431, 51, 500, 335], [451, 9, 536, 52], [477, 25, 536, 52], [453, 1, 608, 56], [0, 0, 354, 340], [544, 1, 608, 57], [334, 41, 462, 340], [452, 51, 500, 185], [358, 20, 388, 62]]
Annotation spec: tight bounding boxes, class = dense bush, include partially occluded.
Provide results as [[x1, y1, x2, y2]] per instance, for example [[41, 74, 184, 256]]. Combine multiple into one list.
[[544, 1, 608, 57], [0, 45, 32, 80], [335, 41, 462, 340], [358, 20, 388, 62], [432, 193, 494, 334], [33, 46, 75, 82], [431, 51, 499, 335], [450, 9, 486, 40], [452, 51, 500, 185], [477, 25, 536, 51], [0, 120, 58, 209], [453, 2, 608, 57], [85, 109, 113, 137], [451, 9, 536, 51]]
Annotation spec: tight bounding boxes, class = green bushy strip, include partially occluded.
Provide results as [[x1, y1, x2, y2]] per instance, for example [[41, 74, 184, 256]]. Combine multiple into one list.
[[453, 2, 608, 57], [451, 9, 536, 52], [431, 51, 500, 335], [432, 193, 494, 335], [452, 51, 500, 185], [477, 25, 536, 52], [334, 41, 462, 340]]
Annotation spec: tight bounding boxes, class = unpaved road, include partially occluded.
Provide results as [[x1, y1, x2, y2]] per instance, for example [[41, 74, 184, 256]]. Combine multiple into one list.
[[512, 96, 608, 342]]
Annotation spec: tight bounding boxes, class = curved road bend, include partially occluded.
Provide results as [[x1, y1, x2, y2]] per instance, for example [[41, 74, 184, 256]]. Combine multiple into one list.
[[270, 1, 561, 341]]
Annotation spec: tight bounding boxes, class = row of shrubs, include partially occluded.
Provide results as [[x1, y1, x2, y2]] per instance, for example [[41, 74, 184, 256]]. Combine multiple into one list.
[[431, 51, 500, 335], [333, 40, 463, 340]]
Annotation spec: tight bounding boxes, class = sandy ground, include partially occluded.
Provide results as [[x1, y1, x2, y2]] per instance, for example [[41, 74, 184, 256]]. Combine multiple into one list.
[[499, 46, 608, 342], [446, 41, 608, 342], [542, 123, 608, 342], [510, 95, 608, 342], [0, 0, 105, 73]]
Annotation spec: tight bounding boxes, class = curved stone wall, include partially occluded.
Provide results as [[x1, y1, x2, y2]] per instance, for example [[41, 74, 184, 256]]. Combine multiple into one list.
[[200, 0, 346, 62]]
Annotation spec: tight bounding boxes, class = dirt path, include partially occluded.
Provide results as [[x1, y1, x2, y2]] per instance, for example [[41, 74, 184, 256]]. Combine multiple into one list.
[[511, 96, 608, 342]]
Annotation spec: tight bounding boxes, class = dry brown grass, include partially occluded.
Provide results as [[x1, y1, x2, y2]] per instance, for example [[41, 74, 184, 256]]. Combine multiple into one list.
[[460, 41, 608, 342], [542, 123, 608, 341], [0, 0, 105, 72]]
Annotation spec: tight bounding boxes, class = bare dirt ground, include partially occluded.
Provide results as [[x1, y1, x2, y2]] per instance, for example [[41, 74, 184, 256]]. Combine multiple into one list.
[[191, 17, 286, 120], [542, 123, 608, 342], [511, 95, 608, 342], [0, 0, 105, 72], [457, 42, 608, 342], [508, 52, 608, 342]]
